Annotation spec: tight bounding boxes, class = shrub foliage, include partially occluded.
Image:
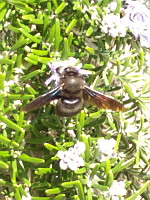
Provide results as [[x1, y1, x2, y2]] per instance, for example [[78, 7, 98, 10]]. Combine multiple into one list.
[[0, 0, 150, 199]]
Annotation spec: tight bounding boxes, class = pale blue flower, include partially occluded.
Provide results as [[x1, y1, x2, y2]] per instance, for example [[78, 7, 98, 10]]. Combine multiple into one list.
[[122, 1, 150, 47]]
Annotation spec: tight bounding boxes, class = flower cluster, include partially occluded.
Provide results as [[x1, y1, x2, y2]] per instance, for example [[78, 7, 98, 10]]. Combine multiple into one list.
[[45, 57, 91, 86], [100, 2, 126, 38], [57, 142, 85, 171], [122, 0, 150, 47], [103, 180, 127, 199], [101, 13, 126, 38], [97, 138, 116, 162], [100, 1, 150, 47]]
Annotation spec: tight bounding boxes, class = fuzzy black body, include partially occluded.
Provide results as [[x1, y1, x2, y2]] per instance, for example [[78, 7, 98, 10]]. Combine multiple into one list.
[[22, 67, 125, 117], [56, 67, 84, 117]]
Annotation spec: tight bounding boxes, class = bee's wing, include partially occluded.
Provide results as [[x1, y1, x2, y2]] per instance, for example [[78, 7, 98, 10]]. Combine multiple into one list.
[[22, 86, 61, 112], [84, 85, 125, 112]]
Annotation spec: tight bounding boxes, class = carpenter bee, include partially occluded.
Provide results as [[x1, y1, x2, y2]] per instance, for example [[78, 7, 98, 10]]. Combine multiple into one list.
[[22, 65, 125, 117]]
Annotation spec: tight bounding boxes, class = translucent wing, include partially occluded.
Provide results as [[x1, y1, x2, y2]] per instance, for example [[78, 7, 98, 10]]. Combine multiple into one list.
[[84, 85, 125, 112], [22, 86, 61, 112]]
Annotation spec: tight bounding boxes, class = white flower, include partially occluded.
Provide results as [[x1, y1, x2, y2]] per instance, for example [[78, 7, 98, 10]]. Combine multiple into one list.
[[74, 141, 86, 154], [10, 150, 21, 158], [97, 138, 116, 162], [49, 57, 80, 70], [57, 142, 85, 171], [66, 122, 76, 137], [0, 122, 6, 129], [31, 24, 37, 31], [88, 6, 99, 20], [46, 57, 81, 86], [45, 57, 91, 86], [103, 180, 127, 199], [67, 160, 79, 171], [14, 67, 24, 74], [109, 181, 127, 196], [109, 2, 117, 12], [67, 129, 76, 138], [14, 100, 22, 106], [122, 1, 150, 47], [22, 187, 32, 200], [86, 171, 100, 187], [59, 158, 68, 170], [101, 14, 127, 38], [14, 75, 19, 84]]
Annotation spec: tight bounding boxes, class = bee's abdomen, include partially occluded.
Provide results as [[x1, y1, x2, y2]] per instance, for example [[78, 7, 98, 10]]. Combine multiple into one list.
[[56, 98, 83, 117]]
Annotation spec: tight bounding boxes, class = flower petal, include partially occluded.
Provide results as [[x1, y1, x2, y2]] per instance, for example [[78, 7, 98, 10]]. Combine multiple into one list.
[[59, 160, 68, 170]]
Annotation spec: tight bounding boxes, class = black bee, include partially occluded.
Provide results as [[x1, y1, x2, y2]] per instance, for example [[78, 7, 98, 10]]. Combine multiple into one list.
[[22, 66, 125, 117]]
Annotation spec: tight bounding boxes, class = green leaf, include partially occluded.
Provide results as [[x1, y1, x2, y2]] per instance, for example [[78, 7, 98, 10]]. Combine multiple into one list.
[[114, 0, 122, 14], [0, 160, 9, 169], [0, 151, 11, 157], [19, 154, 45, 163], [66, 19, 77, 34], [13, 2, 33, 12], [55, 18, 62, 51], [31, 49, 48, 56], [119, 78, 135, 99], [0, 135, 19, 148], [46, 187, 63, 195], [35, 168, 52, 175], [9, 94, 34, 100], [21, 70, 41, 81], [30, 19, 44, 24], [25, 84, 38, 95], [54, 194, 66, 200], [62, 181, 85, 200], [112, 158, 135, 173], [22, 14, 35, 20], [55, 2, 68, 14], [75, 167, 86, 174], [92, 184, 109, 191], [80, 134, 90, 162], [11, 159, 17, 183], [44, 143, 59, 151], [85, 46, 95, 55], [31, 197, 52, 200], [86, 26, 93, 37], [0, 179, 12, 187], [24, 57, 38, 65], [19, 28, 41, 44], [0, 58, 15, 65], [0, 116, 23, 132], [61, 38, 69, 59], [126, 181, 150, 200], [10, 38, 29, 51], [0, 3, 7, 22], [52, 0, 58, 8], [0, 73, 5, 90], [0, 2, 6, 10]]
